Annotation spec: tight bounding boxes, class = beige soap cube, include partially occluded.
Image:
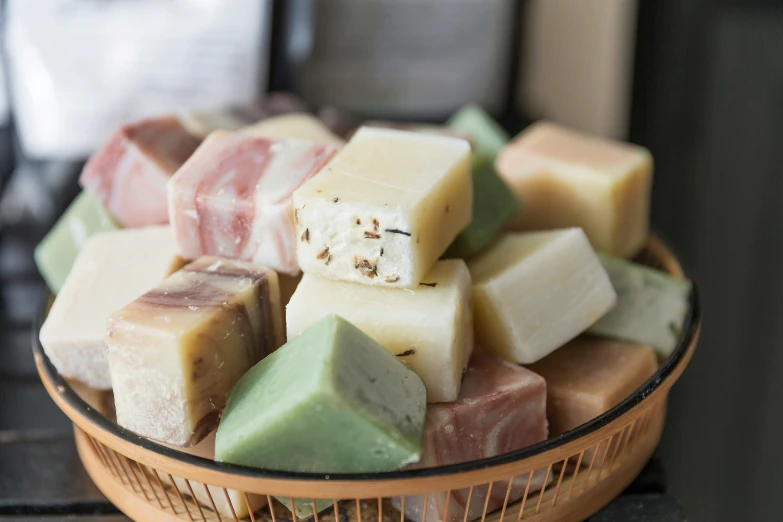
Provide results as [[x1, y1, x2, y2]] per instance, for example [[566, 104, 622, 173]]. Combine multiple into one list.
[[242, 113, 345, 145], [469, 229, 616, 364], [286, 260, 473, 403], [496, 121, 652, 258], [39, 227, 183, 389], [293, 127, 472, 288]]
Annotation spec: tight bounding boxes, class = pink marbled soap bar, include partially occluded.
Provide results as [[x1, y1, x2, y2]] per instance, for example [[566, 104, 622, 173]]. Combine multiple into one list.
[[79, 116, 202, 228], [168, 131, 339, 275], [395, 353, 548, 522]]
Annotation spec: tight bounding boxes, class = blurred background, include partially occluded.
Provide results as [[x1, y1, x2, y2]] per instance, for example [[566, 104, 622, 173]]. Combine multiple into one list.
[[0, 1, 780, 521]]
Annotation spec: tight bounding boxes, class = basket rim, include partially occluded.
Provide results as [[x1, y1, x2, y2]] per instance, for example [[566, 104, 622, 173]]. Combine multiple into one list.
[[32, 233, 701, 483]]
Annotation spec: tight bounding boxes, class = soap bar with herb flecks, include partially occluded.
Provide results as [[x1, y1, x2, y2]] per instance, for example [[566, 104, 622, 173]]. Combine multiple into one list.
[[242, 113, 345, 145], [215, 315, 427, 472], [286, 260, 473, 403], [168, 131, 340, 275], [293, 126, 472, 288], [107, 256, 284, 447]]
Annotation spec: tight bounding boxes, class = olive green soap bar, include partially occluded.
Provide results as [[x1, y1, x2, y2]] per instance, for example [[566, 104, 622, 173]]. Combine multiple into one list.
[[447, 104, 510, 161], [215, 314, 427, 473], [35, 191, 120, 293]]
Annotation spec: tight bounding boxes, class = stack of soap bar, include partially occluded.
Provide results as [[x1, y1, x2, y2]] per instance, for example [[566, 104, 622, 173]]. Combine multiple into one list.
[[468, 229, 616, 364], [394, 353, 548, 522], [446, 104, 510, 162], [589, 254, 692, 359], [242, 113, 346, 145], [444, 158, 522, 259], [34, 191, 120, 293], [286, 260, 473, 403], [39, 226, 183, 389], [293, 127, 472, 288], [495, 121, 653, 258], [168, 131, 340, 275], [79, 116, 201, 227], [528, 336, 657, 436], [215, 315, 427, 472], [107, 256, 284, 446]]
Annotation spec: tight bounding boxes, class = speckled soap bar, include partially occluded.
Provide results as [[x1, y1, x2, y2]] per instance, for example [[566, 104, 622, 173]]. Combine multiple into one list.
[[107, 256, 284, 447]]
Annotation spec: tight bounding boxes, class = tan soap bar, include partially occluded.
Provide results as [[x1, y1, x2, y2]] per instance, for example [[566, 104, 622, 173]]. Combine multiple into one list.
[[469, 229, 616, 364], [286, 260, 473, 403], [527, 336, 657, 436], [293, 126, 472, 288], [242, 113, 345, 145], [496, 121, 652, 258], [39, 226, 183, 389], [107, 257, 284, 447]]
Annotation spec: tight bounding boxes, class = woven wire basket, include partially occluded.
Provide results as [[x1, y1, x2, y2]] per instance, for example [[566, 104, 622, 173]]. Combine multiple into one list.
[[33, 235, 701, 522]]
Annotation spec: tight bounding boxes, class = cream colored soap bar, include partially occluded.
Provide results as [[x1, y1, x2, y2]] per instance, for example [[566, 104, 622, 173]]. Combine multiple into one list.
[[496, 121, 652, 258], [286, 260, 473, 402], [39, 227, 183, 389], [293, 127, 472, 288], [242, 113, 345, 145], [469, 229, 616, 364]]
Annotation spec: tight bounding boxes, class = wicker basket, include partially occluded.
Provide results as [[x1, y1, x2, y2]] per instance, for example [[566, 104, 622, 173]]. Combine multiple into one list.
[[33, 235, 701, 522]]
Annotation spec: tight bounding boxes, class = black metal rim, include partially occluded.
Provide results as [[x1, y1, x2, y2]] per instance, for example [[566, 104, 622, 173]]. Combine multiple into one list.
[[32, 236, 701, 483]]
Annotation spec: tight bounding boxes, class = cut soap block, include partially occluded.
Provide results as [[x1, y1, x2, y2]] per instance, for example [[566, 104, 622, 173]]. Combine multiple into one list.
[[286, 260, 473, 403], [394, 352, 548, 522], [527, 336, 657, 437], [589, 253, 692, 359], [215, 315, 427, 473], [293, 126, 472, 288], [168, 131, 339, 275], [446, 104, 510, 162], [39, 226, 183, 389], [107, 257, 283, 447], [79, 116, 201, 227], [495, 121, 652, 258], [468, 229, 616, 364], [242, 113, 346, 145], [34, 191, 120, 293]]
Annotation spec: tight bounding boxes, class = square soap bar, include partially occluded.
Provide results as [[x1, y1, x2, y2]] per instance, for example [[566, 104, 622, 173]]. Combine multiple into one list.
[[394, 353, 548, 522], [215, 315, 427, 473], [496, 121, 653, 258], [447, 104, 510, 161], [589, 254, 692, 359], [242, 113, 346, 145], [168, 131, 340, 275], [293, 127, 472, 288], [108, 256, 283, 447], [469, 229, 616, 364], [286, 260, 473, 403], [39, 226, 183, 389], [34, 191, 120, 293], [79, 116, 201, 228], [527, 336, 657, 436]]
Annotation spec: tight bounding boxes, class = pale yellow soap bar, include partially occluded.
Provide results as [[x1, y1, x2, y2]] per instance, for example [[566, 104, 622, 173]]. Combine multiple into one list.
[[39, 226, 183, 389], [495, 121, 652, 258], [293, 127, 472, 288], [286, 259, 473, 403], [469, 229, 616, 364], [241, 113, 345, 145]]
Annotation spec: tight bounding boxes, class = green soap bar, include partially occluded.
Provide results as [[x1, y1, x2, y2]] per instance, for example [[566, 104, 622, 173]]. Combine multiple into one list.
[[34, 191, 120, 293], [278, 498, 334, 519], [588, 253, 692, 358], [444, 157, 522, 260], [215, 314, 427, 473], [446, 104, 510, 161]]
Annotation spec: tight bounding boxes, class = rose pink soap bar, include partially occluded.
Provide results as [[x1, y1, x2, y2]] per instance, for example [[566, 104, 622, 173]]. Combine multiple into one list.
[[79, 116, 201, 227], [168, 131, 339, 275], [394, 353, 549, 522]]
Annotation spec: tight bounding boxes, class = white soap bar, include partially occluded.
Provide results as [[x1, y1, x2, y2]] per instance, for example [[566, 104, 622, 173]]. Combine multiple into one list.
[[468, 229, 616, 364], [496, 121, 652, 258], [39, 227, 183, 389], [241, 113, 345, 145], [293, 127, 472, 288], [286, 260, 473, 403]]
